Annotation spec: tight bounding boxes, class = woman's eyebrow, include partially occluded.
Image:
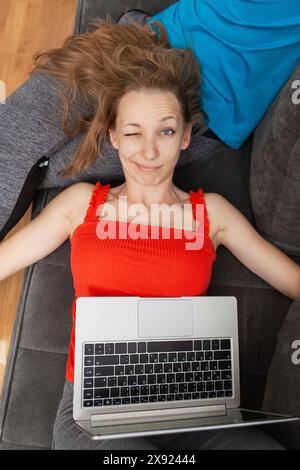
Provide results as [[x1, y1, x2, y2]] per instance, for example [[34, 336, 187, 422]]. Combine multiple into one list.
[[123, 116, 177, 128]]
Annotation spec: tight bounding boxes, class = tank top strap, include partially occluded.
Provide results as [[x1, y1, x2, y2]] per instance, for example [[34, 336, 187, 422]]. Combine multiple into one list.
[[83, 181, 110, 223], [189, 187, 210, 239]]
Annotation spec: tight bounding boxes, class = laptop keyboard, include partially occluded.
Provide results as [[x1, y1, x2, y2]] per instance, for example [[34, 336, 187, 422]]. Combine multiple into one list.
[[82, 339, 233, 408]]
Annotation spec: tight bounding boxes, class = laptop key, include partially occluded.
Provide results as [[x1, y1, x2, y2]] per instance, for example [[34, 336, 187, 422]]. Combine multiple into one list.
[[115, 343, 127, 354], [214, 350, 231, 360], [113, 398, 122, 405], [84, 390, 93, 399], [84, 379, 93, 388], [105, 343, 114, 354], [115, 366, 125, 375], [95, 388, 109, 398], [145, 364, 154, 374], [221, 339, 231, 350], [94, 400, 103, 407], [138, 342, 146, 353], [84, 367, 93, 377], [95, 377, 106, 387], [83, 400, 93, 407], [160, 385, 168, 394], [85, 344, 94, 355], [135, 365, 144, 374], [128, 376, 137, 386], [221, 370, 232, 380], [218, 361, 231, 370], [141, 386, 150, 395], [128, 342, 137, 353], [95, 343, 104, 354], [224, 380, 232, 390], [148, 341, 193, 353], [95, 366, 114, 376], [168, 353, 177, 362], [150, 385, 159, 395], [158, 395, 166, 402], [203, 340, 211, 350], [84, 356, 94, 366], [149, 396, 158, 402], [96, 355, 119, 366], [130, 386, 139, 396], [175, 394, 183, 400], [120, 355, 129, 364], [125, 365, 134, 375], [138, 375, 147, 385], [140, 354, 148, 363], [150, 354, 159, 363], [194, 340, 202, 350]]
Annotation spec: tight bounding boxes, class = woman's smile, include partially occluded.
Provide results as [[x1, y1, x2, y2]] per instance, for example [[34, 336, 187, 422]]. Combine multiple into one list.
[[134, 162, 163, 172]]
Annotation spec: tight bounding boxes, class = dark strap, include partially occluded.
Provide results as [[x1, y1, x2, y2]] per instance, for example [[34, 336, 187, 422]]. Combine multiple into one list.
[[0, 155, 49, 241]]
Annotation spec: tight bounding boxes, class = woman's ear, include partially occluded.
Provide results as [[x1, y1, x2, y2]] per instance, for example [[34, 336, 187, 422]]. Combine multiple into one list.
[[109, 128, 119, 150], [180, 124, 192, 150]]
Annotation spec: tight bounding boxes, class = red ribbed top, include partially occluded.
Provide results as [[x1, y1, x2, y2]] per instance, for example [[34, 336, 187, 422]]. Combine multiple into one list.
[[66, 181, 216, 382]]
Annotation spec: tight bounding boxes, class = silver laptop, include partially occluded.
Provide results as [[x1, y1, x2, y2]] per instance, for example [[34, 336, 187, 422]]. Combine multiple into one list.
[[73, 296, 298, 440]]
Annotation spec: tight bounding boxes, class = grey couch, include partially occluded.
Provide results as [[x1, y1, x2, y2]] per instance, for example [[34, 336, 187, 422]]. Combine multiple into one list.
[[0, 0, 299, 450]]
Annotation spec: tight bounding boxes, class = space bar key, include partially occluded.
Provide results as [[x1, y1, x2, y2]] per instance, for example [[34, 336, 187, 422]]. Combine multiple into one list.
[[147, 340, 193, 353]]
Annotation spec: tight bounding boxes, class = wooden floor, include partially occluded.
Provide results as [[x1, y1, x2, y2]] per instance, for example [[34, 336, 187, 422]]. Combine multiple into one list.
[[0, 0, 77, 394]]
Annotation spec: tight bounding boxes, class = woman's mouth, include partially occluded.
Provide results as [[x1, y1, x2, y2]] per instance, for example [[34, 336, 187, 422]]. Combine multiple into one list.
[[134, 162, 162, 172]]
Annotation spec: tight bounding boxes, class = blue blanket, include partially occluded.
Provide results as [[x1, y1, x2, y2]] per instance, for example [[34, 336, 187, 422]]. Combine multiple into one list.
[[147, 0, 300, 148]]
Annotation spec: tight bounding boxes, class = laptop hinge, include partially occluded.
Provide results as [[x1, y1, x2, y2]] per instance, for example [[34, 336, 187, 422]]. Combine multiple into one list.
[[91, 404, 226, 427]]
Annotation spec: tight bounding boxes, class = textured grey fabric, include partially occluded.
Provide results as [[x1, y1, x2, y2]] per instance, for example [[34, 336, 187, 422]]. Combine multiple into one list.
[[262, 301, 300, 450], [52, 380, 284, 450], [250, 60, 300, 256]]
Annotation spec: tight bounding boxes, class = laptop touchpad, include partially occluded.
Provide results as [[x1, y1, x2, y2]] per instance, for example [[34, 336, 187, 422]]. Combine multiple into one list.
[[138, 299, 193, 338]]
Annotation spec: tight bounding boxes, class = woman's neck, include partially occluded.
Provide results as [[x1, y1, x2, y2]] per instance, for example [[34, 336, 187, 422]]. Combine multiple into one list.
[[117, 181, 181, 208]]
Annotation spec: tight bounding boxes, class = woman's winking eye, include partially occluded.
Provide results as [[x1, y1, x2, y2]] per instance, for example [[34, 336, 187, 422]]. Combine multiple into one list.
[[124, 128, 176, 137]]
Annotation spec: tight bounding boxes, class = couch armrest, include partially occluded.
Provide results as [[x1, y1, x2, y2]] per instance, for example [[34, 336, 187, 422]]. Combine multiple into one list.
[[250, 60, 300, 257], [262, 300, 300, 449]]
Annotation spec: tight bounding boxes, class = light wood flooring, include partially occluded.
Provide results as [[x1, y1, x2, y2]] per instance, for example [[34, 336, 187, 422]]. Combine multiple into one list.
[[0, 0, 77, 394]]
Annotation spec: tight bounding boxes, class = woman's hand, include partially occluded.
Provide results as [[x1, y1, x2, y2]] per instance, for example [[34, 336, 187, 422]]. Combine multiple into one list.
[[211, 194, 300, 300]]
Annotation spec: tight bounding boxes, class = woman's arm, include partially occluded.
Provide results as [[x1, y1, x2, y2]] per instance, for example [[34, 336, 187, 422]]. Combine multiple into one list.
[[0, 183, 86, 282], [212, 194, 300, 300]]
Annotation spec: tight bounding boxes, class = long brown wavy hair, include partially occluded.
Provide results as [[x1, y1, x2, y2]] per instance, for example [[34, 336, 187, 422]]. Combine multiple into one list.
[[29, 15, 205, 179]]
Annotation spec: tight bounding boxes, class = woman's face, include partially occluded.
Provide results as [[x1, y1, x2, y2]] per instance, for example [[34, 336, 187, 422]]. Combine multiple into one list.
[[109, 89, 192, 186]]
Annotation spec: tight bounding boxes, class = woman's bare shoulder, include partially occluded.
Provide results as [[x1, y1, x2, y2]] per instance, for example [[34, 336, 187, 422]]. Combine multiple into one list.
[[202, 192, 225, 250], [61, 182, 96, 235]]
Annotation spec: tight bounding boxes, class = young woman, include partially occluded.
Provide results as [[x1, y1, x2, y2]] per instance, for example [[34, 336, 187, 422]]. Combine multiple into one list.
[[0, 19, 298, 450]]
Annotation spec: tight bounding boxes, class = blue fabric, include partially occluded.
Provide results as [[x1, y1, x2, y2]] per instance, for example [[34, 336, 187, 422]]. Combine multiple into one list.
[[147, 0, 300, 148]]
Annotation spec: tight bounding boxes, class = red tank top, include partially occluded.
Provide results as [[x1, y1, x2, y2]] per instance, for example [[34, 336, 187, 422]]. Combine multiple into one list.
[[66, 181, 216, 382]]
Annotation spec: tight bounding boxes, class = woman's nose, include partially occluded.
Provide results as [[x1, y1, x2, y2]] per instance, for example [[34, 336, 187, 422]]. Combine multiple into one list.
[[141, 138, 159, 160]]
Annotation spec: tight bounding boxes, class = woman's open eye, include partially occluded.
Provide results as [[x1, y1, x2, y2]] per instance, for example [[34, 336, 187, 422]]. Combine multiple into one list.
[[162, 128, 176, 136]]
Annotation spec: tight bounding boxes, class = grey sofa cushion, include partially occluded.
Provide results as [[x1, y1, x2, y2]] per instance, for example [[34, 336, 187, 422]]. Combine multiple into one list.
[[262, 301, 300, 449], [250, 60, 300, 256]]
